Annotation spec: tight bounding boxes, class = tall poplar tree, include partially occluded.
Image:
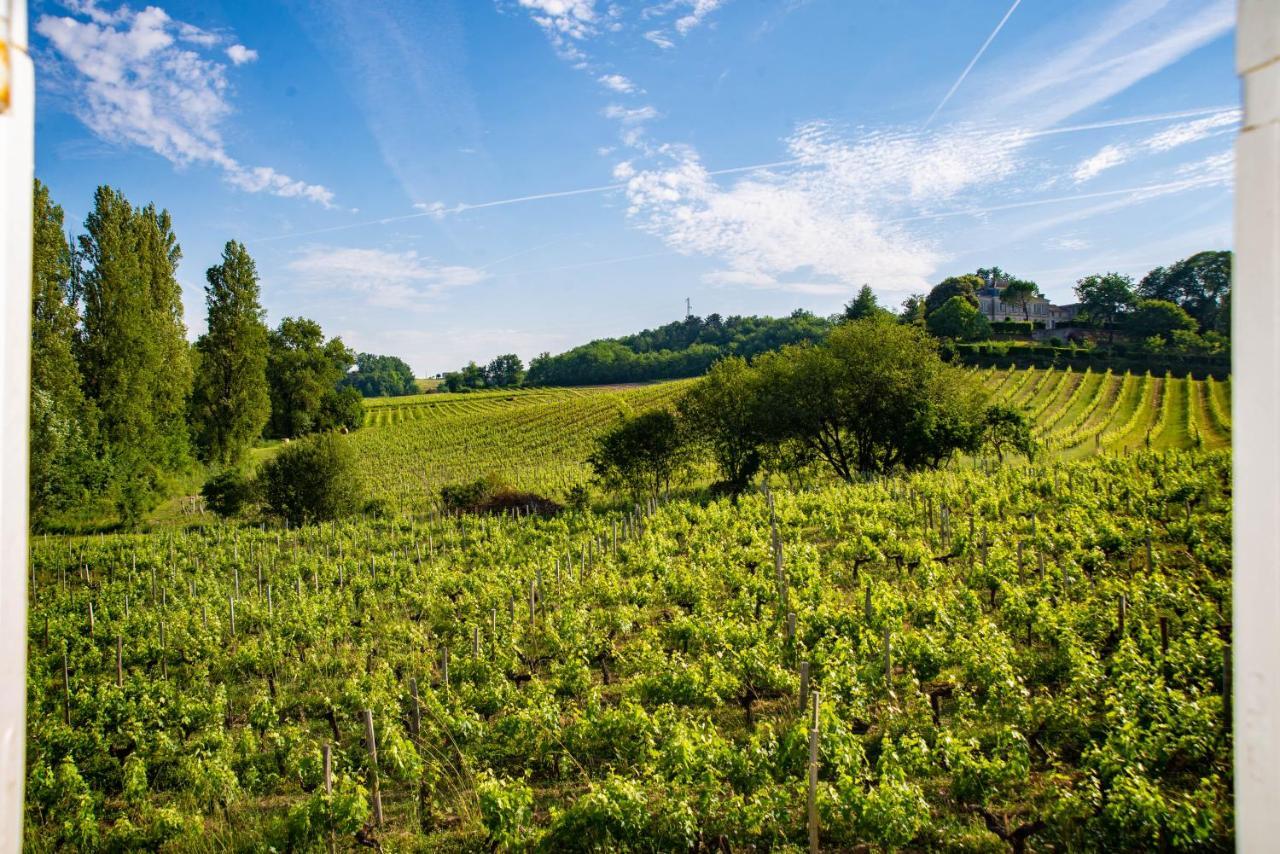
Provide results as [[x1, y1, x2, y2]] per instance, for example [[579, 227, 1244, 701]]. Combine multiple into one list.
[[76, 186, 193, 524], [30, 180, 97, 523], [192, 240, 271, 465]]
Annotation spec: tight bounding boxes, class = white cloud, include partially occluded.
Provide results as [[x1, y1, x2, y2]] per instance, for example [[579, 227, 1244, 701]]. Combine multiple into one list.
[[288, 246, 486, 310], [643, 29, 675, 49], [225, 43, 258, 65], [37, 3, 335, 207], [1073, 144, 1128, 183], [1047, 236, 1090, 252], [1070, 109, 1239, 184], [673, 0, 730, 35], [619, 121, 1030, 294], [641, 0, 730, 46], [1145, 109, 1239, 151], [603, 103, 659, 124], [517, 0, 599, 39], [598, 73, 638, 93]]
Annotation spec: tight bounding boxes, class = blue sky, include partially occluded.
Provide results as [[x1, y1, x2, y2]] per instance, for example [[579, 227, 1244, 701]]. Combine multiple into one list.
[[32, 0, 1237, 374]]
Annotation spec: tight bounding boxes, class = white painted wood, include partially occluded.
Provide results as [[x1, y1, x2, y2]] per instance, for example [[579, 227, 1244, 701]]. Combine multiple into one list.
[[1235, 2, 1280, 849], [0, 1, 32, 848]]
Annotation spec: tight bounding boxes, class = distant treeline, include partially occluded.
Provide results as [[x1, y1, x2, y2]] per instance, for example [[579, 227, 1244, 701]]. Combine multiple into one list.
[[525, 311, 832, 386]]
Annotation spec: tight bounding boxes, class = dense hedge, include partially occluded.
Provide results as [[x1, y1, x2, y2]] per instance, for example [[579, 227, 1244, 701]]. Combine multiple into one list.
[[948, 342, 1231, 379]]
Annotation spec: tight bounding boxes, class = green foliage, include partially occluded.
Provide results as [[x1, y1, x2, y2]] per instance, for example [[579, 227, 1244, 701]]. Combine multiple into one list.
[[924, 274, 983, 316], [982, 404, 1038, 462], [30, 180, 100, 525], [1128, 299, 1198, 342], [526, 311, 832, 386], [478, 773, 535, 850], [259, 432, 363, 525], [1000, 277, 1041, 320], [677, 356, 765, 497], [590, 409, 689, 498], [321, 385, 365, 433], [841, 285, 892, 323], [191, 240, 271, 465], [76, 185, 194, 525], [266, 317, 356, 439], [343, 352, 418, 397], [1075, 273, 1137, 340], [1139, 250, 1231, 335], [200, 469, 260, 518], [927, 295, 992, 341], [754, 319, 989, 480]]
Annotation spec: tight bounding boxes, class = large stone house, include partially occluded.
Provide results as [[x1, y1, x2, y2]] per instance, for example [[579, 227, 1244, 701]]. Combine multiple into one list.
[[975, 282, 1080, 330]]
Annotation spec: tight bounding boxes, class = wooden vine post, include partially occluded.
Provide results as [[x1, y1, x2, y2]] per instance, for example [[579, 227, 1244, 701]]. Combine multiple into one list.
[[363, 709, 384, 827], [322, 742, 335, 854], [807, 691, 820, 854]]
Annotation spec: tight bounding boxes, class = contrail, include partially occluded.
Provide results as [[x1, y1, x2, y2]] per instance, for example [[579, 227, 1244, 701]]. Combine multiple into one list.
[[924, 0, 1023, 128], [887, 175, 1228, 224], [247, 105, 1233, 245]]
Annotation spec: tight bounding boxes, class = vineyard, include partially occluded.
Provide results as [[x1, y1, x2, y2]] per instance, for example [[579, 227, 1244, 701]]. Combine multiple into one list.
[[26, 444, 1231, 850], [22, 366, 1233, 850], [347, 369, 1230, 515]]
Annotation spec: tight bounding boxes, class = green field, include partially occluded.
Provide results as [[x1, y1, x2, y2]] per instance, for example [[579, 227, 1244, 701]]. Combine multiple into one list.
[[349, 369, 1229, 515], [24, 366, 1233, 851]]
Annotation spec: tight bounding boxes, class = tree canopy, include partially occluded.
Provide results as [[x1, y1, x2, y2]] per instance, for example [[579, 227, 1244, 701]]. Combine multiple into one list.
[[1074, 273, 1137, 340], [1138, 250, 1231, 335], [344, 353, 417, 398], [927, 295, 992, 341], [924, 275, 983, 316], [266, 317, 358, 439], [753, 319, 990, 480], [191, 240, 271, 466]]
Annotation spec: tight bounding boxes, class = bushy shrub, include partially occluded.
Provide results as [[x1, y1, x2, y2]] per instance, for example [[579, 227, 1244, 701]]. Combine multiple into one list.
[[259, 432, 363, 526], [440, 474, 562, 516], [200, 469, 259, 518]]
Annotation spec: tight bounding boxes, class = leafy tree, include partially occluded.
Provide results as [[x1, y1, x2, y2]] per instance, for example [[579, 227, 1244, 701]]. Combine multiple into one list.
[[1127, 299, 1197, 342], [927, 295, 992, 341], [1074, 273, 1136, 342], [753, 319, 988, 480], [924, 274, 983, 316], [589, 409, 688, 498], [677, 356, 766, 498], [76, 186, 193, 525], [191, 241, 271, 465], [200, 469, 259, 518], [320, 385, 364, 432], [899, 294, 928, 327], [30, 180, 99, 524], [1138, 250, 1231, 334], [485, 353, 526, 388], [982, 405, 1038, 463], [259, 432, 363, 525], [999, 278, 1041, 322], [842, 285, 892, 322], [266, 317, 355, 438], [343, 353, 417, 397], [525, 312, 831, 386]]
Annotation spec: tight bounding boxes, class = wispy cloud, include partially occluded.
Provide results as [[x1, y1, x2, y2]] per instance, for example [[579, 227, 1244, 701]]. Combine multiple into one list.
[[619, 121, 1029, 293], [967, 0, 1234, 128], [642, 0, 732, 46], [36, 2, 334, 206], [1071, 108, 1239, 183], [598, 73, 639, 93], [288, 246, 486, 310]]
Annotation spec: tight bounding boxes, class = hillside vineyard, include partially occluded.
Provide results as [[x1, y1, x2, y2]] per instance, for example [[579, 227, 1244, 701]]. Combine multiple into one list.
[[24, 371, 1231, 851]]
